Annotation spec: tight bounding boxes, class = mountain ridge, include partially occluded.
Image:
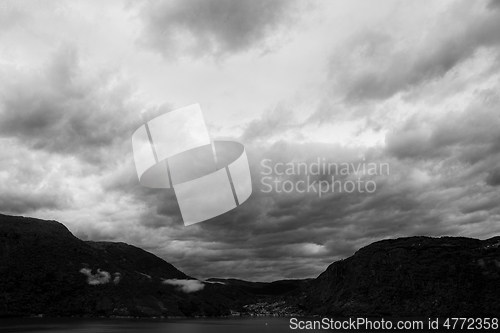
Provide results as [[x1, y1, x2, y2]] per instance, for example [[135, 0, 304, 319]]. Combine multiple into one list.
[[299, 235, 500, 316], [2, 213, 500, 318], [0, 214, 257, 317]]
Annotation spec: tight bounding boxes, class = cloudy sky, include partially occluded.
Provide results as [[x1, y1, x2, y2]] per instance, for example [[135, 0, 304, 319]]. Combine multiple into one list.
[[1, 0, 500, 281]]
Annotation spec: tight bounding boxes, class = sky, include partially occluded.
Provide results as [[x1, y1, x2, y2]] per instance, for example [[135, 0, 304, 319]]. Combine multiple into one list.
[[1, 0, 500, 281]]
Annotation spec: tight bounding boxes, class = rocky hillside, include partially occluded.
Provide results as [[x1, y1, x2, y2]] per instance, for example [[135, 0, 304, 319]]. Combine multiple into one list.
[[0, 214, 256, 318], [3, 213, 500, 318], [300, 236, 500, 317]]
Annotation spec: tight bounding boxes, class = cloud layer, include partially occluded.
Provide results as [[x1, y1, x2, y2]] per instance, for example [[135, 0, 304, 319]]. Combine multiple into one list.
[[138, 0, 301, 59], [328, 0, 500, 103], [162, 279, 205, 293], [1, 0, 500, 282], [80, 268, 111, 285]]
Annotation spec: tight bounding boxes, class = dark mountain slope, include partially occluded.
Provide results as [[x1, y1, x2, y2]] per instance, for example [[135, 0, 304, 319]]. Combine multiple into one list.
[[3, 213, 500, 318], [0, 214, 255, 318], [300, 236, 500, 317]]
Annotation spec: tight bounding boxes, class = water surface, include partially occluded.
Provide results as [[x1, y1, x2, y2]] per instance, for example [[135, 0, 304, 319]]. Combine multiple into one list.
[[0, 317, 326, 333]]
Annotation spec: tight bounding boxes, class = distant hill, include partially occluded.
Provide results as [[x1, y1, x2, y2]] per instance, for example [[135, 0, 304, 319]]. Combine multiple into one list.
[[206, 278, 311, 296], [299, 236, 500, 317]]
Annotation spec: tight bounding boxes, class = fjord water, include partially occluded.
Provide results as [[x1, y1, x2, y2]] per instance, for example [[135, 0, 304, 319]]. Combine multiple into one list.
[[0, 317, 326, 333]]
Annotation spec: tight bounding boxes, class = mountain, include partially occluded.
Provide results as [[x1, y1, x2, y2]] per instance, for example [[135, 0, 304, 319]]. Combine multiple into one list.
[[299, 236, 500, 317], [0, 214, 256, 318], [2, 213, 500, 318], [206, 278, 310, 296]]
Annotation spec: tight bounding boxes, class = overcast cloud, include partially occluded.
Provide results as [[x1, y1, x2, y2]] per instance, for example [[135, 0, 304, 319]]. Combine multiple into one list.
[[137, 0, 304, 59], [0, 0, 499, 281]]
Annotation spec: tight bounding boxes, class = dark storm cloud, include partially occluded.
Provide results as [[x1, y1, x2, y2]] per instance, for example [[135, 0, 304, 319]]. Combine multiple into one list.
[[137, 0, 301, 59], [460, 194, 500, 214], [130, 88, 500, 280], [488, 0, 500, 9], [0, 47, 141, 166], [486, 168, 500, 186], [0, 140, 72, 214], [100, 158, 185, 229], [240, 103, 300, 143], [102, 114, 500, 280], [0, 191, 63, 214], [4, 2, 495, 282], [385, 91, 500, 163], [116, 135, 485, 280], [18, 47, 497, 281], [316, 0, 500, 110], [101, 138, 393, 279]]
